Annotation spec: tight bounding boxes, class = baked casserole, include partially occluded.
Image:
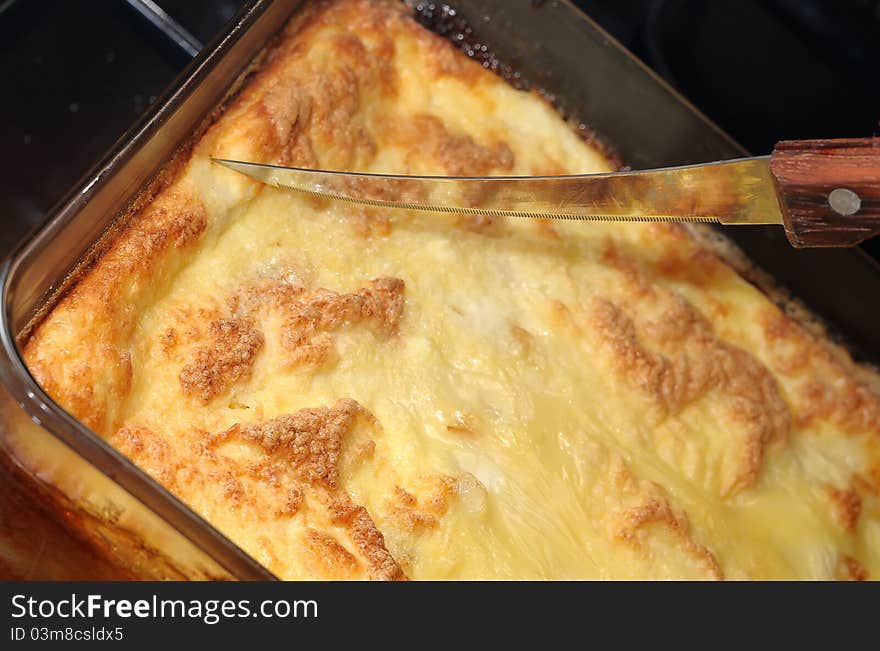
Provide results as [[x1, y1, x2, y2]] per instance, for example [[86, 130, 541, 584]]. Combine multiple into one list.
[[23, 0, 880, 579]]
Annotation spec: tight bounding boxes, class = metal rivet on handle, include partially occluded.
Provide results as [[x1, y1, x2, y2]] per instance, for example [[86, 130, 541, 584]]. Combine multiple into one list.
[[828, 188, 861, 216]]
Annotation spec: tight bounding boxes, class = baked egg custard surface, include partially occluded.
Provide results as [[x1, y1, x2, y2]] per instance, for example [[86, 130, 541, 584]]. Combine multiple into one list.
[[24, 0, 880, 579]]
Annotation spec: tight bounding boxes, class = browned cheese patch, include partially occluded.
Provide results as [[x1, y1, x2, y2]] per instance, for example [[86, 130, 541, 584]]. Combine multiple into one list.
[[302, 528, 360, 577], [599, 229, 734, 316], [112, 425, 177, 489], [600, 453, 723, 580], [390, 113, 515, 233], [797, 379, 880, 433], [589, 292, 790, 497], [179, 317, 264, 404], [406, 113, 514, 177], [853, 471, 875, 498], [827, 485, 863, 533], [760, 309, 880, 435], [213, 398, 368, 490], [273, 276, 405, 368], [835, 554, 869, 581], [215, 20, 394, 170], [116, 398, 406, 580], [387, 475, 458, 534], [326, 496, 407, 581], [206, 2, 409, 237], [651, 232, 726, 288], [211, 398, 405, 579], [172, 273, 404, 402]]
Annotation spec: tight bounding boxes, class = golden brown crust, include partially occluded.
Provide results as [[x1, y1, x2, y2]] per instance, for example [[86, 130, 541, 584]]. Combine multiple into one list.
[[214, 399, 366, 490], [25, 185, 208, 433], [326, 496, 406, 580], [302, 529, 360, 577], [161, 269, 407, 410], [400, 113, 514, 176], [592, 448, 723, 580], [113, 425, 177, 488], [112, 398, 406, 580], [589, 294, 790, 496], [179, 317, 264, 403], [607, 490, 724, 581], [836, 554, 869, 581], [759, 308, 880, 432], [827, 486, 862, 533], [387, 475, 456, 534], [276, 277, 405, 367]]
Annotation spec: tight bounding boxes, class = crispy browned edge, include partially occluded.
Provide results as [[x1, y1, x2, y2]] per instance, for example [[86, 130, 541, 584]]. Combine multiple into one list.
[[5, 0, 878, 579]]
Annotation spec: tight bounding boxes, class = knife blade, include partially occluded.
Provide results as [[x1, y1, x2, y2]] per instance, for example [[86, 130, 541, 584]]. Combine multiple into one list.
[[213, 156, 784, 226]]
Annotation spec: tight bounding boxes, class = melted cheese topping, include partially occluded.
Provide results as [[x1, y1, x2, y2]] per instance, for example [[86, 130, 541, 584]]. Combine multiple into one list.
[[25, 0, 880, 580]]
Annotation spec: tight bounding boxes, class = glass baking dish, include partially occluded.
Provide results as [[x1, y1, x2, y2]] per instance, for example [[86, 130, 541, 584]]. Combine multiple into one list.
[[2, 0, 878, 580]]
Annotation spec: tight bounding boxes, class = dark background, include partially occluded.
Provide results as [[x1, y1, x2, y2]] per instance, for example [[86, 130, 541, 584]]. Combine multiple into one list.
[[1, 0, 879, 258]]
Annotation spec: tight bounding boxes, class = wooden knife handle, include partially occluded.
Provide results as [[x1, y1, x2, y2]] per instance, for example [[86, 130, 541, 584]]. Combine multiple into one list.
[[769, 137, 880, 247]]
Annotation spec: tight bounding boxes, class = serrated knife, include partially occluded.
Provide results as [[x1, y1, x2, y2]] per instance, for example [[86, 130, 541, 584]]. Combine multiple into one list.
[[214, 137, 880, 248]]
